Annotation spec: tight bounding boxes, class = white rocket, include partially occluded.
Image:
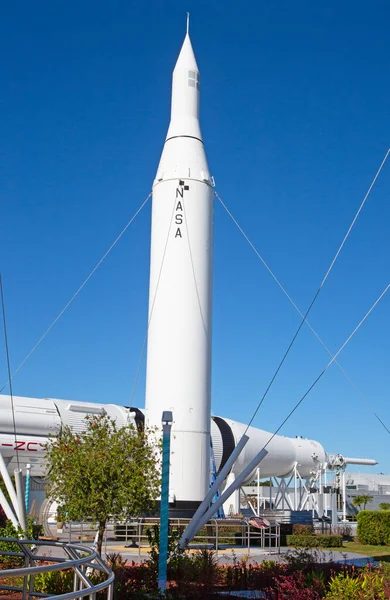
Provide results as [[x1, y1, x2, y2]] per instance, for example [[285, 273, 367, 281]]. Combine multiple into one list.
[[0, 26, 378, 517], [0, 395, 377, 481], [144, 24, 214, 515]]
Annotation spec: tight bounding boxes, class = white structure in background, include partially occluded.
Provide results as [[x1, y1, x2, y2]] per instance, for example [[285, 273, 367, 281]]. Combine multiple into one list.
[[241, 453, 378, 522], [344, 472, 390, 493], [144, 27, 214, 516]]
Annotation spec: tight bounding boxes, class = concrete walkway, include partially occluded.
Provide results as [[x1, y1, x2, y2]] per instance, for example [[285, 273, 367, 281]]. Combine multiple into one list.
[[97, 542, 374, 566]]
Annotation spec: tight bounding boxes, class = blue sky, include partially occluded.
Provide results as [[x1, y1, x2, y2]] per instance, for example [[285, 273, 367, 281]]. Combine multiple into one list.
[[1, 1, 389, 472]]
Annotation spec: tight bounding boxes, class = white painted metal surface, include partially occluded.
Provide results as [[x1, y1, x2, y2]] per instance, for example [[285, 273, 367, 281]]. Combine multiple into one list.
[[0, 395, 60, 436], [342, 456, 378, 466], [144, 29, 214, 506], [0, 394, 378, 509], [53, 398, 129, 432], [0, 394, 133, 475], [210, 418, 224, 470], [223, 419, 327, 480]]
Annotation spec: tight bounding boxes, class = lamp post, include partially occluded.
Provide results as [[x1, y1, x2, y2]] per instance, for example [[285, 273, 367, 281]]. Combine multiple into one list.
[[158, 411, 173, 592], [25, 463, 31, 512]]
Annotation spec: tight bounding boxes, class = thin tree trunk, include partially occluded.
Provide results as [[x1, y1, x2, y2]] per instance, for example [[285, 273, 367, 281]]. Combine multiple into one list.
[[97, 520, 106, 556]]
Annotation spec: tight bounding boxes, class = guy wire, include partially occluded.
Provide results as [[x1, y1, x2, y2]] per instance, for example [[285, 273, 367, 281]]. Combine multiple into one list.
[[129, 192, 178, 409], [216, 193, 390, 436], [260, 283, 389, 452], [182, 197, 209, 338], [0, 274, 20, 470], [215, 147, 389, 433], [0, 192, 152, 391]]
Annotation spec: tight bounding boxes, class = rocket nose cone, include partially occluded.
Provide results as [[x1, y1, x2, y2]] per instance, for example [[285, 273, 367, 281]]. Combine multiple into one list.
[[166, 29, 202, 141], [174, 33, 199, 73]]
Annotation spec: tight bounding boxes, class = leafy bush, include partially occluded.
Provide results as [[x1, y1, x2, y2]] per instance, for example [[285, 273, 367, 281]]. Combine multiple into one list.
[[32, 523, 43, 538], [145, 524, 222, 593], [34, 568, 74, 595], [0, 506, 6, 529], [266, 570, 323, 599], [293, 524, 313, 536], [357, 510, 390, 545], [287, 534, 342, 548], [190, 549, 220, 591], [285, 547, 328, 569], [326, 572, 366, 599], [0, 518, 39, 567], [99, 553, 152, 600], [326, 565, 388, 599], [0, 519, 24, 564], [287, 534, 319, 548], [316, 534, 343, 547], [34, 556, 132, 600], [29, 553, 390, 600], [223, 556, 287, 592]]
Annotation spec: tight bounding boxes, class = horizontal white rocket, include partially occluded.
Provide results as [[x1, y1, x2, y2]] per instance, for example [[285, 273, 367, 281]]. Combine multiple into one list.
[[0, 395, 376, 485]]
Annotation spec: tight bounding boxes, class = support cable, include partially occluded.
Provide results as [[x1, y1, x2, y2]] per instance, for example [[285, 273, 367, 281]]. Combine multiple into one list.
[[129, 194, 177, 408], [0, 193, 152, 392], [320, 149, 389, 287], [215, 148, 389, 433], [336, 368, 390, 436], [216, 194, 390, 436], [261, 283, 389, 451], [182, 197, 209, 337], [0, 274, 20, 469]]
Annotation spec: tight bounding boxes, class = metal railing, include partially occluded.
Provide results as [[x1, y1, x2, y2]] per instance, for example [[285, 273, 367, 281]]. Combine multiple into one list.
[[43, 515, 281, 557], [0, 538, 114, 600], [111, 517, 281, 557]]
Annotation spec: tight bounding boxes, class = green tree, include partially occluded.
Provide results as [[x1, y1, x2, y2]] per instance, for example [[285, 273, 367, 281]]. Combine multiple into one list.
[[45, 413, 160, 555], [353, 494, 373, 511], [379, 502, 390, 511]]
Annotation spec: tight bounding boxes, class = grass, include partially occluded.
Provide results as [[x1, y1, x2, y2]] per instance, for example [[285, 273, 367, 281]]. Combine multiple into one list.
[[320, 542, 390, 561]]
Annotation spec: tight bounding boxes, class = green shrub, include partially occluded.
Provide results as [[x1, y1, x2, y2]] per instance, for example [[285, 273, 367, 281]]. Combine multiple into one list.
[[326, 572, 367, 599], [326, 566, 387, 599], [285, 547, 327, 568], [0, 520, 24, 559], [286, 534, 342, 548], [0, 518, 39, 567], [316, 534, 343, 547], [32, 523, 43, 539], [357, 510, 390, 545], [287, 534, 319, 548], [292, 524, 313, 536], [34, 569, 74, 595]]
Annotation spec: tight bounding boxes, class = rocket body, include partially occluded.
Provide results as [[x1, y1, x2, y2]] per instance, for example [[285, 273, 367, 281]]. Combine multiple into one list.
[[144, 32, 214, 514]]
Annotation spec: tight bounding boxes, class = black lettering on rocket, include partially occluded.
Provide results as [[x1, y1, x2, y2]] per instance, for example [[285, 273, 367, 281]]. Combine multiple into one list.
[[174, 182, 189, 239]]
